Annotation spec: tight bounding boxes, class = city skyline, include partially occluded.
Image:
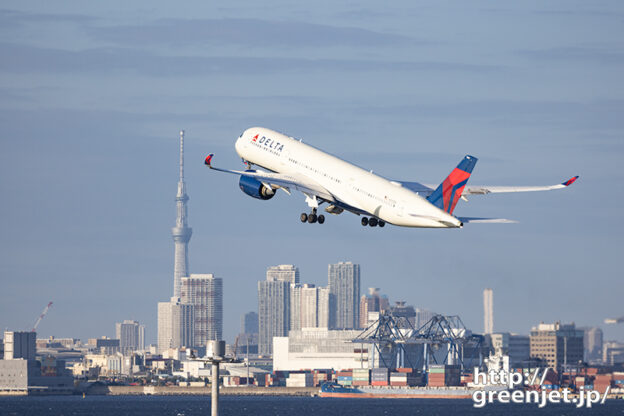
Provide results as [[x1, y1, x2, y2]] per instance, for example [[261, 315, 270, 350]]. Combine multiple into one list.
[[1, 2, 623, 346], [3, 255, 623, 346]]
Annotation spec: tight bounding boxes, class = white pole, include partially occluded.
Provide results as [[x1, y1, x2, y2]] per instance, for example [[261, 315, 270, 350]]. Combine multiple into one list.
[[211, 361, 219, 416]]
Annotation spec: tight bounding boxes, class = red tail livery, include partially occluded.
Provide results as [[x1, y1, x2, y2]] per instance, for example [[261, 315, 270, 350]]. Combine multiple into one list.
[[427, 155, 478, 215]]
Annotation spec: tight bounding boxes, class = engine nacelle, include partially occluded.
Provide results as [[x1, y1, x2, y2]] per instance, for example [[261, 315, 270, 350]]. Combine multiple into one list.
[[239, 175, 275, 200]]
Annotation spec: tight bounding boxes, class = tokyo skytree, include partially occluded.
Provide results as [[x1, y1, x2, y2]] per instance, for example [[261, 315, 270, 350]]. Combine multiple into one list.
[[172, 130, 192, 298]]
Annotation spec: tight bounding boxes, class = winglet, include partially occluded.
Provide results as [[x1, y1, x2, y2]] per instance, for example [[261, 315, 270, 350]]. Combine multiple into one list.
[[204, 153, 214, 167], [562, 176, 579, 187]]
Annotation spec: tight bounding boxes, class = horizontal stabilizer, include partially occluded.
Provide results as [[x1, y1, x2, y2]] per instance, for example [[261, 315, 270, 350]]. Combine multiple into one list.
[[458, 217, 518, 224]]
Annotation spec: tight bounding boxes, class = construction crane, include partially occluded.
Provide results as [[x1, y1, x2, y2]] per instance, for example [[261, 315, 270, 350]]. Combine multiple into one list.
[[605, 316, 624, 324], [32, 301, 53, 332]]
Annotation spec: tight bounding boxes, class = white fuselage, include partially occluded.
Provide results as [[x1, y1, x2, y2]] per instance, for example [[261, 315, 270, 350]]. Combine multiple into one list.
[[234, 127, 462, 228]]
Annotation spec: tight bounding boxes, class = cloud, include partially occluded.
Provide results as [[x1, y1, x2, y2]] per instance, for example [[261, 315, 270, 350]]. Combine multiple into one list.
[[519, 46, 624, 65], [0, 42, 502, 77], [0, 8, 95, 27], [529, 8, 623, 18], [86, 18, 416, 49], [348, 99, 624, 130]]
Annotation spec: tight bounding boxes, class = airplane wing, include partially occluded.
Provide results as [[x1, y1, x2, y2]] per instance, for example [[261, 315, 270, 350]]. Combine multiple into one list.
[[462, 176, 579, 195], [399, 176, 579, 197], [204, 154, 335, 201]]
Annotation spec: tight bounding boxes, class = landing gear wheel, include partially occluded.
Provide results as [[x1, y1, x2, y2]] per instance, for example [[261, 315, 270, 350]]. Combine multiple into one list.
[[308, 213, 317, 223], [317, 215, 325, 224], [300, 213, 308, 223], [378, 220, 385, 228], [361, 217, 369, 226], [369, 218, 378, 227]]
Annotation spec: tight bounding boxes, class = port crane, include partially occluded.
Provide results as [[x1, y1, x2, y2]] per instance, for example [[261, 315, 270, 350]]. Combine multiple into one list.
[[353, 312, 483, 372]]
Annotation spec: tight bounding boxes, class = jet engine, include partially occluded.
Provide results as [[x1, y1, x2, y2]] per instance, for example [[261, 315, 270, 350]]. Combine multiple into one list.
[[239, 175, 275, 200]]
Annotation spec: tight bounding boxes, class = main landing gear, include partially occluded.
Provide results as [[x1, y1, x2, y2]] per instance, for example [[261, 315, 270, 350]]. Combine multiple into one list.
[[361, 217, 385, 228], [300, 209, 325, 224]]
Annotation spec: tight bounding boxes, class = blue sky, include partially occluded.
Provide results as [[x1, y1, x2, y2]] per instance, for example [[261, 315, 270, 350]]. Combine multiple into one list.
[[1, 1, 623, 346]]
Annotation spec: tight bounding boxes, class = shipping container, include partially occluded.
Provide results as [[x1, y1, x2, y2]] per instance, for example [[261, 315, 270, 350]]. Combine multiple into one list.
[[372, 368, 390, 374]]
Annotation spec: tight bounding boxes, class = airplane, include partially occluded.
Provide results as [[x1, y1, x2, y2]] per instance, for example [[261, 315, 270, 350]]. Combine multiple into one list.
[[204, 127, 578, 229]]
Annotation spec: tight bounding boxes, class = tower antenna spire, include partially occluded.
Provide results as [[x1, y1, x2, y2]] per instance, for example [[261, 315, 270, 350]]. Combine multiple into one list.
[[179, 130, 185, 181]]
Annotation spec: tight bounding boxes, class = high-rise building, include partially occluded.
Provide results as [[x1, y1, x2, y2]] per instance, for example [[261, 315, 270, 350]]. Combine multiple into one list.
[[508, 334, 531, 366], [241, 312, 259, 335], [291, 283, 325, 330], [157, 297, 194, 352], [290, 284, 303, 331], [266, 264, 300, 284], [115, 320, 145, 354], [3, 331, 36, 360], [603, 341, 624, 365], [317, 286, 331, 329], [181, 274, 223, 346], [328, 262, 360, 329], [239, 311, 259, 355], [172, 130, 192, 299], [581, 327, 603, 364], [390, 301, 416, 328], [300, 284, 319, 329], [414, 308, 436, 329], [359, 288, 382, 329], [379, 295, 390, 313], [258, 274, 290, 355], [530, 322, 584, 371], [483, 288, 493, 334], [486, 333, 530, 367], [290, 284, 331, 329]]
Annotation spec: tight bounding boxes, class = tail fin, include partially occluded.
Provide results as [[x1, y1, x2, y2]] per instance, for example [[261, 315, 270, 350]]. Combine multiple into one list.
[[427, 155, 478, 215]]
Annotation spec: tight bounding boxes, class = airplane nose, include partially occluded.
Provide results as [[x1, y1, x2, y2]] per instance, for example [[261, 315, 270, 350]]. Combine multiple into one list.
[[234, 136, 244, 156]]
